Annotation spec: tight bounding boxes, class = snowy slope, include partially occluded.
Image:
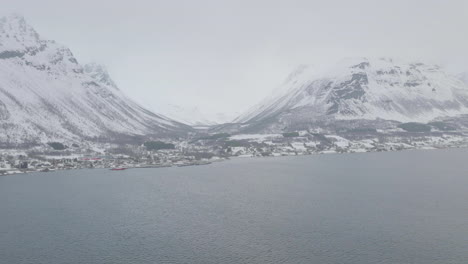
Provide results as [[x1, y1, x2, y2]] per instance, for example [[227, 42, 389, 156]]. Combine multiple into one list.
[[236, 58, 468, 131], [0, 14, 190, 146]]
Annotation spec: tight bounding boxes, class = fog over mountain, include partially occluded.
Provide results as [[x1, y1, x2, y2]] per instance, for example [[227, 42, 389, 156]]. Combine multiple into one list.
[[1, 4, 468, 264], [159, 104, 239, 126], [2, 0, 467, 122], [458, 72, 468, 85]]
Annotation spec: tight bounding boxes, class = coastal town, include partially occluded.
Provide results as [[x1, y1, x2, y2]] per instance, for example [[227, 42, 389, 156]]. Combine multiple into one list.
[[2, 127, 468, 175]]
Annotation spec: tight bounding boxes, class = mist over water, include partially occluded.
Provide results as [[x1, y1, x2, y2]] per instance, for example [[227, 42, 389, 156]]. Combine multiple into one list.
[[1, 149, 467, 264]]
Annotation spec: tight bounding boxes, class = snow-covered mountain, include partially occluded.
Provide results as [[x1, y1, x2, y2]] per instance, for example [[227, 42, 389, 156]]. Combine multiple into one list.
[[234, 58, 468, 133], [0, 14, 190, 146], [159, 104, 238, 126]]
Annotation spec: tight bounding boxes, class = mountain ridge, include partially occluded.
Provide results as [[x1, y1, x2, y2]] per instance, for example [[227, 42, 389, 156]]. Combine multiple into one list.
[[233, 57, 468, 133]]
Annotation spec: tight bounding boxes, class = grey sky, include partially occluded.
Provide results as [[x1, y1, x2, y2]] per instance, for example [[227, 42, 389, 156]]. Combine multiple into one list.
[[3, 0, 468, 117]]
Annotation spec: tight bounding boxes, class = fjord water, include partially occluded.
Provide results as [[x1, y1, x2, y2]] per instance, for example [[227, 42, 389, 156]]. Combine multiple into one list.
[[1, 149, 467, 264]]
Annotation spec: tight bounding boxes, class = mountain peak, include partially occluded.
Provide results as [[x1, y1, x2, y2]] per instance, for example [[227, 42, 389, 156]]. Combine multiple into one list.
[[1, 13, 28, 27], [0, 15, 190, 145], [0, 13, 41, 52], [0, 13, 83, 75]]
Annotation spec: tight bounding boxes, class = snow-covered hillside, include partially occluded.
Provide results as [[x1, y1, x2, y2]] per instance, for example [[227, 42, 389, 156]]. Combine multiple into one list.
[[0, 14, 190, 146], [235, 58, 468, 132]]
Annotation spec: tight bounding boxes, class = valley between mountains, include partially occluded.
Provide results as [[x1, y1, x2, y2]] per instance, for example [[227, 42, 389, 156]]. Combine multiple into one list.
[[2, 14, 468, 174]]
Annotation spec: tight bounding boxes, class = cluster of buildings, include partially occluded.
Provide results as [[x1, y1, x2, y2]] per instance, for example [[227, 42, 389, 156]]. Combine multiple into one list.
[[1, 129, 468, 176], [194, 130, 468, 158], [0, 149, 218, 175]]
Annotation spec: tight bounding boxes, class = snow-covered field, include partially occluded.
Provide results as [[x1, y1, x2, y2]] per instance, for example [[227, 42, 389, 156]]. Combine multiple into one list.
[[229, 134, 282, 141]]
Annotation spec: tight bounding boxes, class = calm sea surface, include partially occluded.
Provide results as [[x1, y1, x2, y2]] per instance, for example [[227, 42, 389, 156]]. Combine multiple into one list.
[[1, 149, 467, 264]]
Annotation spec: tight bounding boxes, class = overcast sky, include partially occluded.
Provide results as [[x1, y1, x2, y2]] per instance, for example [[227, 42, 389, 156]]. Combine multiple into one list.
[[2, 0, 468, 118]]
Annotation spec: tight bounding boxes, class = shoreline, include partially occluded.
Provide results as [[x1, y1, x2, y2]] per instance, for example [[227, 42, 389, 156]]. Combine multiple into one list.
[[2, 145, 467, 177], [0, 159, 221, 176]]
